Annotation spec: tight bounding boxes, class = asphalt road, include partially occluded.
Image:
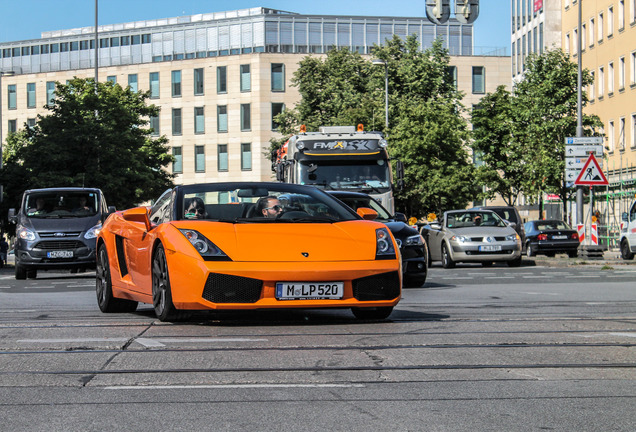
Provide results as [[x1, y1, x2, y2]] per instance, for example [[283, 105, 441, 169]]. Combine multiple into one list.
[[0, 262, 635, 431]]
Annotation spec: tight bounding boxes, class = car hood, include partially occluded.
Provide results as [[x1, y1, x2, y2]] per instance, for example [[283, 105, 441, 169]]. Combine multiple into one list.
[[21, 214, 100, 233], [178, 221, 384, 262], [447, 226, 517, 237], [383, 221, 419, 240]]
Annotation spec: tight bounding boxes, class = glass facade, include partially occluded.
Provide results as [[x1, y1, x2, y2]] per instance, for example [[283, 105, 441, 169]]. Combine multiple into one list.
[[0, 8, 474, 75]]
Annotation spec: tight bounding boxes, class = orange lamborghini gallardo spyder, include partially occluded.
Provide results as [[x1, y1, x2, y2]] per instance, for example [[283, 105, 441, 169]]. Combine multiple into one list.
[[96, 182, 402, 321]]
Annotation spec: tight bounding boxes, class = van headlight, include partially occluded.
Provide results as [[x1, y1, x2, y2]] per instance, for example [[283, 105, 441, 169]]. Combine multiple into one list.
[[84, 223, 102, 239], [17, 226, 36, 241]]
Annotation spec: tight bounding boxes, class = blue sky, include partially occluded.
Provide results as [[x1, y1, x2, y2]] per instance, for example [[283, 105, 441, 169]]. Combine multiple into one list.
[[0, 1, 510, 50]]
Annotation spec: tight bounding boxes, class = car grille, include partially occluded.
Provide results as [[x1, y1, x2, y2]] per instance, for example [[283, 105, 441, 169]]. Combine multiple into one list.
[[33, 240, 85, 250], [352, 271, 401, 301], [202, 273, 263, 303], [469, 236, 507, 242]]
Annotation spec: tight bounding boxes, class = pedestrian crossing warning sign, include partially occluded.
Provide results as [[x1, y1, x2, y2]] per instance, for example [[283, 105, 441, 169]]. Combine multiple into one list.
[[574, 153, 608, 186]]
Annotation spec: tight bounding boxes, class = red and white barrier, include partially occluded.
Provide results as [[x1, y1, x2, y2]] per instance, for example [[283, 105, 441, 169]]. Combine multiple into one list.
[[577, 224, 585, 244], [590, 223, 598, 246]]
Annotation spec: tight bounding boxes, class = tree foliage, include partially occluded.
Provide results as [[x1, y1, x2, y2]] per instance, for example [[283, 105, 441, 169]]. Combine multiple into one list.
[[274, 35, 476, 217], [1, 78, 174, 221]]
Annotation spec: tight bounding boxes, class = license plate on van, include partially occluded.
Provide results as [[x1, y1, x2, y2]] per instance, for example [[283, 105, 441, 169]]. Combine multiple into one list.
[[47, 250, 73, 258]]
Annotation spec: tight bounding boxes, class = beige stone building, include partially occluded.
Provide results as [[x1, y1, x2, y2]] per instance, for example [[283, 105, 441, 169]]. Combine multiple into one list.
[[0, 7, 510, 190], [562, 0, 636, 233]]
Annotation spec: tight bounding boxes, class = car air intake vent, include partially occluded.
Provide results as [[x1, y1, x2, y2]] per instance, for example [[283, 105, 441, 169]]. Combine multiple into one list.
[[352, 271, 400, 301], [34, 240, 84, 250], [203, 273, 263, 303], [470, 236, 507, 242], [39, 232, 82, 238]]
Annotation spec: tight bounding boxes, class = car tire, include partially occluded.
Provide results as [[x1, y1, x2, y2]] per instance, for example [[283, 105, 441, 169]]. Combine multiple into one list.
[[152, 244, 185, 322], [351, 306, 393, 320], [26, 269, 37, 279], [567, 250, 578, 258], [620, 239, 634, 260], [96, 243, 138, 313], [441, 243, 455, 269], [507, 256, 522, 267], [526, 242, 535, 257], [15, 264, 27, 280]]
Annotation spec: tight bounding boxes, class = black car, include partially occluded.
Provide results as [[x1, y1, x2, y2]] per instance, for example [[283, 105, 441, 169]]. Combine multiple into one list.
[[328, 191, 428, 286], [523, 219, 580, 258]]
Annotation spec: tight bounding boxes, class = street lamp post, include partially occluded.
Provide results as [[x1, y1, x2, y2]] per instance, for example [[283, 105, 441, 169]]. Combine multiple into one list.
[[0, 70, 16, 204], [372, 59, 388, 134]]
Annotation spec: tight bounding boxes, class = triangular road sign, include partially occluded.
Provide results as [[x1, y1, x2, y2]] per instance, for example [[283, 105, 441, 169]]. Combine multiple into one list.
[[574, 153, 608, 186]]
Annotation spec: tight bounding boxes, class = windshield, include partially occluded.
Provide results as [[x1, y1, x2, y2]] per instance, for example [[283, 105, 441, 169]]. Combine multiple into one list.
[[445, 211, 506, 228], [179, 183, 358, 223], [333, 195, 392, 220], [298, 160, 390, 191], [536, 221, 571, 230], [24, 191, 99, 218]]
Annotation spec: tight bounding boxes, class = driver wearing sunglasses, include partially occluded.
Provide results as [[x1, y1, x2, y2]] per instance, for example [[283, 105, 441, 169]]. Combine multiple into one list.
[[257, 196, 283, 219], [184, 197, 207, 219]]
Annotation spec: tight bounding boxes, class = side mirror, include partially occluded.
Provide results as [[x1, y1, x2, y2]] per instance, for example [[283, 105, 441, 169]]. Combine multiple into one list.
[[8, 208, 17, 224], [394, 212, 407, 223], [429, 222, 442, 230], [357, 207, 378, 220], [122, 207, 152, 231], [622, 212, 629, 222]]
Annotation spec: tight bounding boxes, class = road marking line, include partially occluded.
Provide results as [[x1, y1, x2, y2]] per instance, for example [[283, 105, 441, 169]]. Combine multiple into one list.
[[105, 383, 365, 390], [134, 337, 268, 348], [18, 338, 129, 343], [610, 332, 636, 338]]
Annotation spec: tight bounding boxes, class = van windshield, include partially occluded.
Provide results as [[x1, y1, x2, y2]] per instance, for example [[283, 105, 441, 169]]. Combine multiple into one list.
[[24, 192, 99, 218]]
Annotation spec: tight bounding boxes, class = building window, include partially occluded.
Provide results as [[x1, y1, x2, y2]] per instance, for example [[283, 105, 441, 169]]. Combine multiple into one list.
[[608, 6, 614, 37], [240, 104, 251, 131], [217, 66, 227, 94], [8, 119, 17, 133], [472, 66, 485, 94], [609, 120, 615, 152], [171, 70, 181, 97], [240, 64, 251, 92], [241, 143, 252, 171], [27, 83, 36, 108], [194, 68, 204, 95], [565, 33, 571, 54], [589, 18, 595, 47], [599, 12, 604, 42], [599, 66, 605, 97], [619, 117, 626, 151], [46, 81, 55, 106], [149, 72, 159, 99], [271, 63, 285, 92], [619, 0, 625, 30], [590, 71, 595, 101], [195, 145, 205, 173], [631, 114, 636, 148], [194, 107, 205, 134], [447, 65, 458, 89], [172, 147, 182, 173], [619, 56, 625, 90], [631, 51, 636, 85], [27, 118, 36, 129], [107, 76, 117, 84], [172, 108, 182, 135], [631, 0, 636, 23], [218, 144, 228, 172], [609, 62, 615, 94], [272, 102, 285, 130], [217, 105, 228, 132], [128, 74, 138, 92], [149, 115, 159, 136]]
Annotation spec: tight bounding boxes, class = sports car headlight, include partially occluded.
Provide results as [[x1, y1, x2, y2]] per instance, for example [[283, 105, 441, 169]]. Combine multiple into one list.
[[451, 235, 470, 243], [179, 229, 230, 260], [17, 226, 36, 241], [506, 234, 520, 242], [376, 227, 396, 259], [84, 223, 102, 239], [405, 234, 424, 246]]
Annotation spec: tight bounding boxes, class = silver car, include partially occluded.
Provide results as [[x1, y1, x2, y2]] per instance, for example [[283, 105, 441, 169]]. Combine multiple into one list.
[[424, 210, 522, 268]]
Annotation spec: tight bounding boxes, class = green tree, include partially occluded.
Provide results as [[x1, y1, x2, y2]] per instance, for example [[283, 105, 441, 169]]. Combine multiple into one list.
[[1, 78, 174, 217], [280, 36, 476, 217], [513, 49, 602, 217], [471, 85, 526, 206]]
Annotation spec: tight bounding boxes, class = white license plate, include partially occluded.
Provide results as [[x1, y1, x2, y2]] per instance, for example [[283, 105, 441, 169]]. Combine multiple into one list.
[[479, 245, 502, 252], [47, 250, 73, 258], [276, 282, 344, 300], [553, 235, 567, 240]]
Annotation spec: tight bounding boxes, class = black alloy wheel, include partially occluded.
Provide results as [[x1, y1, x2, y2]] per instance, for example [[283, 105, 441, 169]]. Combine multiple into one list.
[[96, 243, 138, 313], [152, 244, 183, 322]]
